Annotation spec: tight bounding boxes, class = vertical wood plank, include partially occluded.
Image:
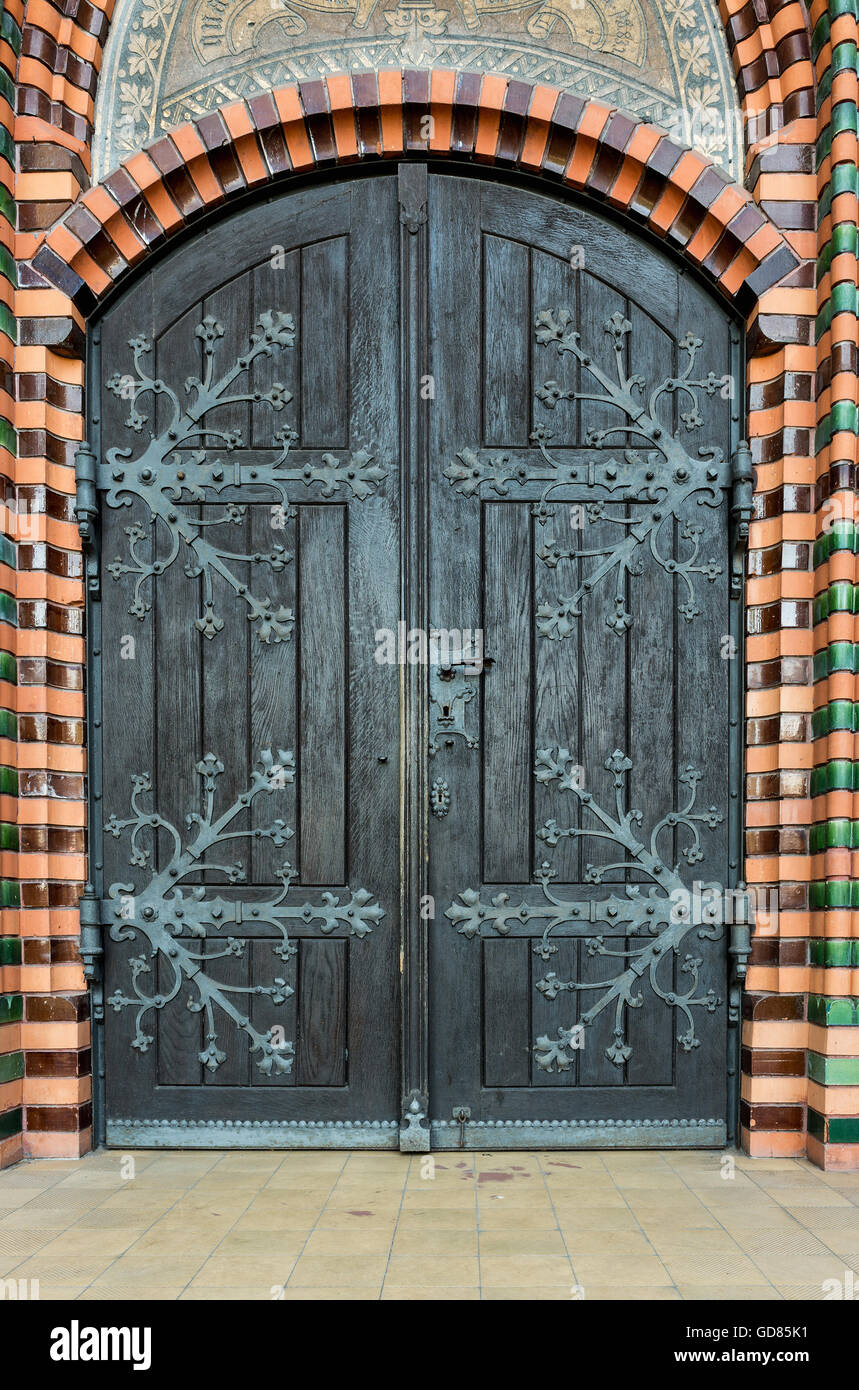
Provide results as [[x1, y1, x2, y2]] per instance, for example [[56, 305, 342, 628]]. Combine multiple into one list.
[[482, 235, 530, 446], [483, 939, 531, 1086], [296, 940, 347, 1085], [300, 238, 348, 448], [483, 502, 532, 883], [298, 505, 346, 884]]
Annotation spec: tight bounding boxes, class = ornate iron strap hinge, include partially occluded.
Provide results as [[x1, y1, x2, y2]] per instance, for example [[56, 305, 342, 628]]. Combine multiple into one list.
[[447, 747, 730, 1071], [446, 311, 732, 637], [96, 312, 386, 644], [103, 750, 384, 1076]]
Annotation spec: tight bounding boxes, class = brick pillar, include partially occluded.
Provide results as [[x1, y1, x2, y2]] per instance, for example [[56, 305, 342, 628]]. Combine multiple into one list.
[[808, 0, 859, 1168]]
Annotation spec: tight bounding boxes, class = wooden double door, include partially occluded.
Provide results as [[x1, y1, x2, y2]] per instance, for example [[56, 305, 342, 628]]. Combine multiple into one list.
[[89, 166, 742, 1150]]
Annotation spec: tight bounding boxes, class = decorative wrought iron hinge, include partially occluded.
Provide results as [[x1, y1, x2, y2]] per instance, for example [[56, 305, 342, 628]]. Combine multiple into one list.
[[99, 312, 385, 643], [447, 312, 731, 636], [104, 749, 384, 1076], [74, 442, 100, 600], [447, 746, 725, 1071]]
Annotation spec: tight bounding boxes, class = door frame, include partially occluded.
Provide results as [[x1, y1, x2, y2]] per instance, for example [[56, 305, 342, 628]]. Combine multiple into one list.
[[78, 160, 749, 1152]]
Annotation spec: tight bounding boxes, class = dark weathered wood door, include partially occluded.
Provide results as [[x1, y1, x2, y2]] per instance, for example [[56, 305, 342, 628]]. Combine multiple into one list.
[[90, 168, 742, 1150], [93, 179, 402, 1147], [425, 176, 742, 1149]]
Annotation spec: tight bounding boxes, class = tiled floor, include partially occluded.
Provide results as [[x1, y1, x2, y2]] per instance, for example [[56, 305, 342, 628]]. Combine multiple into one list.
[[1, 1148, 858, 1300]]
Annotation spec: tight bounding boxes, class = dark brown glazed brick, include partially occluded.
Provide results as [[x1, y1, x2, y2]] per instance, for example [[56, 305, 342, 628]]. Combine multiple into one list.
[[25, 1048, 92, 1078], [26, 1103, 92, 1133]]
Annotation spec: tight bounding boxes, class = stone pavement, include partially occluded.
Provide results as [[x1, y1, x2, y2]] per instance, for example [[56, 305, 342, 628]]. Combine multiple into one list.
[[1, 1149, 857, 1300]]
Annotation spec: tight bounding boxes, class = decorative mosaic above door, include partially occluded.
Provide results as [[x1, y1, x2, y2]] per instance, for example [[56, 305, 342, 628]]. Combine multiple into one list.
[[94, 0, 741, 180]]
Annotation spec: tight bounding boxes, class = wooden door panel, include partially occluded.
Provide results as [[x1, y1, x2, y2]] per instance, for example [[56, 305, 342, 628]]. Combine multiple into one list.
[[427, 174, 738, 1148], [97, 179, 401, 1145]]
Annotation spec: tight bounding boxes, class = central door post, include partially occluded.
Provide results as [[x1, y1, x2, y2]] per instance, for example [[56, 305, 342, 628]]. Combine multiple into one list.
[[397, 163, 431, 1151]]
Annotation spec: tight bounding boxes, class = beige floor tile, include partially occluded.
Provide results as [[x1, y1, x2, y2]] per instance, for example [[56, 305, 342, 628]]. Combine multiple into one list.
[[554, 1208, 642, 1231], [278, 1286, 382, 1300], [187, 1256, 296, 1287], [479, 1255, 574, 1288], [676, 1283, 783, 1301], [302, 1228, 394, 1256], [78, 1284, 188, 1301], [563, 1230, 655, 1257], [20, 1283, 93, 1299], [774, 1284, 832, 1301], [480, 1285, 584, 1301], [382, 1285, 480, 1300], [393, 1210, 476, 1231], [0, 1230, 54, 1258], [215, 1228, 308, 1258], [179, 1286, 274, 1300], [384, 1255, 480, 1287], [476, 1207, 560, 1230], [124, 1227, 233, 1256], [644, 1229, 746, 1256], [288, 1255, 389, 1287], [583, 1285, 682, 1300], [749, 1255, 857, 1284], [5, 1257, 113, 1282], [94, 1256, 206, 1285], [34, 1228, 141, 1259], [389, 1229, 479, 1256], [659, 1254, 772, 1285], [477, 1230, 567, 1256], [733, 1229, 832, 1259], [573, 1255, 674, 1286]]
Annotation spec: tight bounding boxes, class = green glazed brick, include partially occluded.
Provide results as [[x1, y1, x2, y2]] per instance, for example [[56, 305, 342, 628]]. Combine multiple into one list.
[[811, 764, 826, 798], [0, 591, 16, 627], [830, 0, 859, 21], [0, 244, 16, 290], [823, 758, 854, 791], [0, 1052, 23, 1085], [0, 823, 18, 852], [810, 880, 826, 911], [833, 221, 859, 258], [812, 10, 830, 61], [0, 708, 16, 739], [817, 67, 833, 109], [0, 301, 15, 346], [827, 1118, 859, 1144], [833, 99, 859, 136], [809, 995, 859, 1026], [816, 125, 832, 170], [0, 993, 22, 1025], [0, 8, 22, 54], [815, 304, 833, 346], [0, 1107, 22, 1141], [832, 40, 859, 76], [810, 938, 856, 967], [0, 881, 20, 909], [0, 650, 16, 684], [809, 1053, 859, 1085], [817, 244, 832, 286], [0, 418, 15, 458], [0, 185, 14, 232], [830, 285, 859, 325], [808, 1107, 826, 1142], [0, 936, 20, 965], [0, 766, 17, 797], [0, 534, 16, 570], [825, 880, 853, 910]]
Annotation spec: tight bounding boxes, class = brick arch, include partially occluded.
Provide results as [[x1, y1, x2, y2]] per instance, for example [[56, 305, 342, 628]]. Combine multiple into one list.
[[11, 2, 815, 181], [31, 75, 801, 345]]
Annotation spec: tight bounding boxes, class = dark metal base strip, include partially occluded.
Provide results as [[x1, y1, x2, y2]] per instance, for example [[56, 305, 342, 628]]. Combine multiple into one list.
[[429, 1118, 727, 1150], [106, 1119, 400, 1150]]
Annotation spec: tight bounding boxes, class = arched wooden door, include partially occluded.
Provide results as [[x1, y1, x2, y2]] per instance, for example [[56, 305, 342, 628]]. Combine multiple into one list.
[[86, 166, 745, 1150]]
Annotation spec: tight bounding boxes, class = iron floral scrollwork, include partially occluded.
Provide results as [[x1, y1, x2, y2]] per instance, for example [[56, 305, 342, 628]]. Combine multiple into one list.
[[103, 311, 386, 643], [104, 749, 384, 1075], [445, 310, 727, 637], [445, 747, 724, 1070]]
